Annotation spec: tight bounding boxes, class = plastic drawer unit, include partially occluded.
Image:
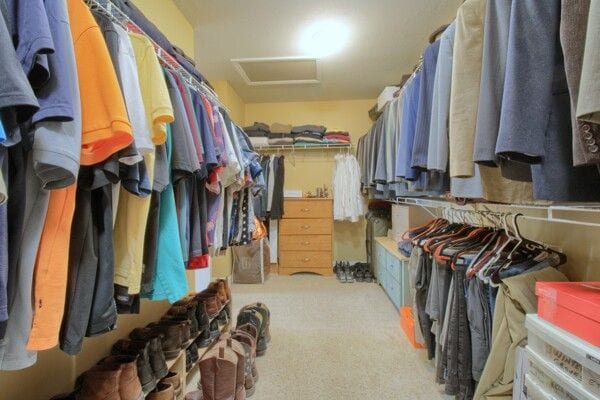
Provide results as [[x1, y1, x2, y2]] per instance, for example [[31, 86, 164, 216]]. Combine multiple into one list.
[[373, 237, 410, 310], [526, 347, 598, 400], [526, 314, 600, 399]]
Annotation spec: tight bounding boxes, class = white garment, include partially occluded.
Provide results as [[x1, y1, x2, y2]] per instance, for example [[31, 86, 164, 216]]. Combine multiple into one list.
[[267, 155, 275, 212], [114, 25, 153, 164], [332, 154, 364, 222]]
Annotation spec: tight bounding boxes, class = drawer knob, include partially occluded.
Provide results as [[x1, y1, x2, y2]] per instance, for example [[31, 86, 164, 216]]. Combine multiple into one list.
[[303, 257, 310, 262], [301, 225, 310, 229], [301, 241, 311, 246], [301, 208, 310, 212]]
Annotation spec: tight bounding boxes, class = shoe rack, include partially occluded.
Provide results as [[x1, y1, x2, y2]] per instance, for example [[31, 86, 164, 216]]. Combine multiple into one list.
[[160, 300, 232, 400]]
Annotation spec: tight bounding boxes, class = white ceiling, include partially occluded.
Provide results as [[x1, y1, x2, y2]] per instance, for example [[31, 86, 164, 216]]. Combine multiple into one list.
[[174, 0, 462, 103]]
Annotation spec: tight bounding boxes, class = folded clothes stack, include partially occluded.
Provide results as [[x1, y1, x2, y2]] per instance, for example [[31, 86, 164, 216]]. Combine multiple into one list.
[[324, 131, 351, 144], [244, 122, 271, 147], [292, 124, 327, 145], [268, 123, 294, 145]]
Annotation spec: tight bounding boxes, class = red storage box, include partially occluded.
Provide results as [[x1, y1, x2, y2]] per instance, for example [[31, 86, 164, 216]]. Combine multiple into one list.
[[535, 281, 600, 346]]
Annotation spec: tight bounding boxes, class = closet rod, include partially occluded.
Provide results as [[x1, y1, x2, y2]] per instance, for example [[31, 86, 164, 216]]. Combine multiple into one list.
[[85, 0, 229, 113], [255, 144, 354, 152], [393, 197, 600, 229]]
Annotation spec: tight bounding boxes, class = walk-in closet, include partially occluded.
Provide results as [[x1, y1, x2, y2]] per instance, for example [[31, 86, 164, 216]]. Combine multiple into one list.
[[0, 0, 599, 399]]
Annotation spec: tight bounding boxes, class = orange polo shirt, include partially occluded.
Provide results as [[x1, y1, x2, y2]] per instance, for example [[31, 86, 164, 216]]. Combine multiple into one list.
[[67, 0, 132, 165], [26, 185, 77, 350]]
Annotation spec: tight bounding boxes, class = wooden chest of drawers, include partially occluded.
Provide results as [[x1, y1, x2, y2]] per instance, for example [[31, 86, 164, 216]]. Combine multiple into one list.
[[279, 198, 333, 276]]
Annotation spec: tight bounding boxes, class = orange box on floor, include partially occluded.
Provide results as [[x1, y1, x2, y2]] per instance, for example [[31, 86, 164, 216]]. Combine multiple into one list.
[[400, 306, 425, 349]]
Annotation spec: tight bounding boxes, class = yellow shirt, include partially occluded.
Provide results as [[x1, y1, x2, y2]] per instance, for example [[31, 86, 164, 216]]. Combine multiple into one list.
[[113, 33, 174, 294], [128, 33, 173, 145]]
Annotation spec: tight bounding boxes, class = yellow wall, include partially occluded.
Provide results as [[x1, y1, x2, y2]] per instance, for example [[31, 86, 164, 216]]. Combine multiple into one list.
[[212, 80, 246, 125], [245, 99, 375, 261], [0, 2, 196, 399], [131, 0, 195, 57]]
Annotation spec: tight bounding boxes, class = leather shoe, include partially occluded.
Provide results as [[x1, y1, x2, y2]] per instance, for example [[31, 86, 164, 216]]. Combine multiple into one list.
[[146, 382, 174, 400], [111, 339, 156, 394]]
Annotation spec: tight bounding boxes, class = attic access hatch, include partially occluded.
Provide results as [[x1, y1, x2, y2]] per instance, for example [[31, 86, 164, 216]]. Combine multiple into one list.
[[231, 57, 320, 86]]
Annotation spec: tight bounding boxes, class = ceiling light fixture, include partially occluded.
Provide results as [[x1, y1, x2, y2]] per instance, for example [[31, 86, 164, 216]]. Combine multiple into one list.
[[299, 19, 350, 57]]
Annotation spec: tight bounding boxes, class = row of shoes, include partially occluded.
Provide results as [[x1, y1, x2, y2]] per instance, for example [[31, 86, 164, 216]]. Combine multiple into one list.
[[186, 303, 271, 400], [51, 279, 232, 400], [334, 261, 373, 283]]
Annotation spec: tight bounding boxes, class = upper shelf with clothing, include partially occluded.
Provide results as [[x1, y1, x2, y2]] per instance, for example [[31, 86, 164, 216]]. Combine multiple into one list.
[[358, 0, 600, 205]]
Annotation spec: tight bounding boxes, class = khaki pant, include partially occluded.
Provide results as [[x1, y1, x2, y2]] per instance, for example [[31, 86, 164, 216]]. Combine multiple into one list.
[[474, 267, 567, 399]]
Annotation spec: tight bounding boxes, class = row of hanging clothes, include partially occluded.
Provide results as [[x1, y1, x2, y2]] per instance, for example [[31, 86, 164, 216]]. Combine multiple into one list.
[[399, 210, 568, 400], [358, 0, 600, 204]]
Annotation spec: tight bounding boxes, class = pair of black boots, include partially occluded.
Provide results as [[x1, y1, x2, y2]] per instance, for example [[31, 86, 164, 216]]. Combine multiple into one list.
[[236, 303, 271, 357], [334, 261, 373, 283]]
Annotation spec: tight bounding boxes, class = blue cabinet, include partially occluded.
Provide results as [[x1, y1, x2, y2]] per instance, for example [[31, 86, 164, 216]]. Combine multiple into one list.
[[374, 238, 410, 310]]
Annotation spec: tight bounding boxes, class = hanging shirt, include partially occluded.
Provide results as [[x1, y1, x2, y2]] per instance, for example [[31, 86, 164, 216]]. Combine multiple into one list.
[[427, 21, 483, 199], [4, 0, 55, 90], [113, 32, 174, 295], [164, 70, 201, 174], [395, 73, 422, 181], [33, 0, 82, 190], [148, 124, 188, 303], [333, 154, 364, 222], [193, 91, 218, 169], [473, 0, 512, 167], [0, 8, 38, 127], [448, 0, 486, 179], [128, 33, 172, 145], [67, 0, 132, 165], [114, 24, 154, 160], [171, 72, 205, 168], [428, 22, 455, 173], [411, 40, 441, 170]]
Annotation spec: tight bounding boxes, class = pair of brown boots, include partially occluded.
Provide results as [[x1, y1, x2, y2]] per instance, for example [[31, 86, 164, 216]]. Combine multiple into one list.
[[63, 355, 143, 400], [68, 358, 181, 400], [194, 324, 260, 400]]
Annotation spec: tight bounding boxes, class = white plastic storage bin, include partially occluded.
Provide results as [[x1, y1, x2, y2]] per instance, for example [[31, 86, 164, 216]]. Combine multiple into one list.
[[525, 314, 600, 399], [526, 347, 597, 400]]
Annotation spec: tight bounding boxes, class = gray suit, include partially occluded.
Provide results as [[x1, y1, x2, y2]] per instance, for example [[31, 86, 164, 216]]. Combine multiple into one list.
[[577, 0, 600, 126], [495, 0, 600, 201], [568, 0, 600, 165]]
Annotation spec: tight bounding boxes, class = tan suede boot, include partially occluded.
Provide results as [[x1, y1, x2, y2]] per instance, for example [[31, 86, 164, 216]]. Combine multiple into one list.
[[77, 363, 121, 400], [100, 355, 144, 400]]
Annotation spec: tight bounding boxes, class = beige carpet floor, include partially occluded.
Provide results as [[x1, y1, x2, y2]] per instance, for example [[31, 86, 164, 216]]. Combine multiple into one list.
[[232, 274, 449, 400]]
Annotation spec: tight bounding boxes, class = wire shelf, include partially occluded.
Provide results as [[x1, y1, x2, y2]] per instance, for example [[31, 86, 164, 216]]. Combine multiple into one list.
[[85, 0, 227, 112], [391, 197, 600, 228], [254, 143, 354, 151]]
